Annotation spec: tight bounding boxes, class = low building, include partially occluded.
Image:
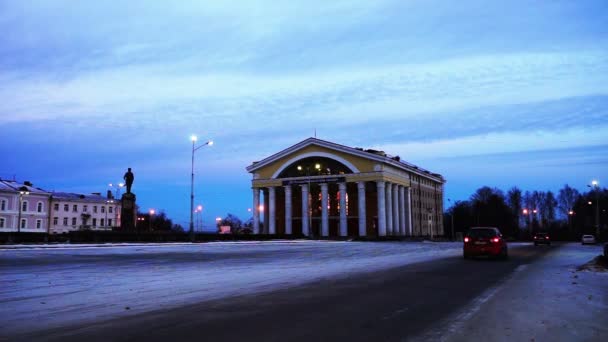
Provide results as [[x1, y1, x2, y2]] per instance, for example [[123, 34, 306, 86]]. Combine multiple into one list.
[[0, 180, 51, 233], [246, 138, 445, 238], [49, 191, 121, 234]]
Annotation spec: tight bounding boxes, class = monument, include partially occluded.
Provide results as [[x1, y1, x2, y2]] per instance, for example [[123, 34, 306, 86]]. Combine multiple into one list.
[[121, 168, 137, 231]]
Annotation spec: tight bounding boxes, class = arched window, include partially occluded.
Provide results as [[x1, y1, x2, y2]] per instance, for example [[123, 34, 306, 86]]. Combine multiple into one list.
[[0, 199, 6, 211], [37, 202, 43, 212], [22, 201, 28, 212], [277, 157, 354, 178]]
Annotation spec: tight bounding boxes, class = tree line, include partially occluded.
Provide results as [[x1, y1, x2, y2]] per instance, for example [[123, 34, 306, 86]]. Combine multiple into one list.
[[445, 184, 607, 240]]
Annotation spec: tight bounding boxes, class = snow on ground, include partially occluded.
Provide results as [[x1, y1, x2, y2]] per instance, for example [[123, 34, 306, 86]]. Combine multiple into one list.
[[420, 243, 608, 342], [1, 240, 466, 335]]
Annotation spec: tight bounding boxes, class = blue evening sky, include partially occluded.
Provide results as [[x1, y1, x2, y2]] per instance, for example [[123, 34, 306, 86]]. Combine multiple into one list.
[[1, 0, 607, 230]]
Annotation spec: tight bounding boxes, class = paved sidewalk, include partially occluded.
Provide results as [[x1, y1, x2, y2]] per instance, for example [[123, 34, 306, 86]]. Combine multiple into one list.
[[441, 243, 608, 342]]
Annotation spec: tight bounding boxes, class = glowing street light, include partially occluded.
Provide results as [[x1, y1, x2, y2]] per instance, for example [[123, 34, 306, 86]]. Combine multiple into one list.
[[149, 209, 155, 231], [190, 134, 213, 241], [17, 189, 29, 233], [587, 179, 600, 238]]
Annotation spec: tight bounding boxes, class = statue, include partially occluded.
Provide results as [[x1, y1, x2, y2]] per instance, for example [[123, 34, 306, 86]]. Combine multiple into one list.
[[123, 168, 135, 194]]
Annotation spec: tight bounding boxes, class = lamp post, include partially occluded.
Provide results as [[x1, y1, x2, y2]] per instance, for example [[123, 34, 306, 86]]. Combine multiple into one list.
[[105, 199, 114, 230], [588, 180, 600, 239], [17, 190, 29, 233], [190, 135, 213, 242], [149, 209, 155, 231], [108, 183, 124, 199], [195, 205, 203, 231], [568, 210, 574, 231], [448, 198, 455, 241]]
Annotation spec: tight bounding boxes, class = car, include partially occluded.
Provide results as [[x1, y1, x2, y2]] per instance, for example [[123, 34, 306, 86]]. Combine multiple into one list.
[[533, 232, 551, 246], [581, 235, 596, 245], [463, 227, 508, 260]]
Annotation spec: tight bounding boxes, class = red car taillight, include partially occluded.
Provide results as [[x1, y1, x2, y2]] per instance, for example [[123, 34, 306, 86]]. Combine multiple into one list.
[[464, 237, 470, 243], [492, 237, 500, 243], [546, 236, 549, 239]]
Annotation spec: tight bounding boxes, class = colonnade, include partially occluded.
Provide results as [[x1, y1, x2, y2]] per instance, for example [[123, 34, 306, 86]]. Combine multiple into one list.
[[252, 180, 413, 237]]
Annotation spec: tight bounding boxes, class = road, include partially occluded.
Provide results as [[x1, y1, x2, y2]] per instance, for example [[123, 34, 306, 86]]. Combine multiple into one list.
[[10, 243, 555, 342]]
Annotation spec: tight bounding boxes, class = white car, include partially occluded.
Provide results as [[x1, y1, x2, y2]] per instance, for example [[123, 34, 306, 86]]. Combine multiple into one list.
[[581, 235, 596, 245]]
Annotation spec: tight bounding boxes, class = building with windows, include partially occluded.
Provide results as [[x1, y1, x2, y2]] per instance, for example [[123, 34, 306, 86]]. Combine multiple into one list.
[[0, 180, 51, 232], [49, 191, 121, 234], [246, 138, 445, 238]]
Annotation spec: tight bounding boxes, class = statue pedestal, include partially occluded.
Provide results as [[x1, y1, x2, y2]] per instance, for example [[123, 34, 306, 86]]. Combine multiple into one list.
[[121, 192, 137, 231]]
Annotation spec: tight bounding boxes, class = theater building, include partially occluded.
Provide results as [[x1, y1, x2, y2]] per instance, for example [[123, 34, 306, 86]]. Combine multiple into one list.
[[246, 138, 445, 238]]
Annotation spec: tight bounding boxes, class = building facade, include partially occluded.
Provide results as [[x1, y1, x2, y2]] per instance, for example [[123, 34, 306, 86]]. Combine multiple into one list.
[[246, 138, 445, 238], [0, 179, 121, 234], [0, 180, 51, 233], [49, 192, 121, 234]]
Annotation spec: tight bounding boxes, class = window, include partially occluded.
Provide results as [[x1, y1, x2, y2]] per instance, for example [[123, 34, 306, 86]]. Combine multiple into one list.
[[100, 218, 105, 226], [64, 204, 69, 212], [63, 217, 68, 226], [53, 217, 58, 225], [37, 202, 43, 212], [54, 203, 59, 211], [72, 204, 78, 212], [1, 199, 6, 211], [36, 220, 42, 229], [92, 218, 97, 227], [108, 219, 112, 227], [101, 206, 105, 213], [71, 217, 77, 226], [93, 206, 98, 213], [0, 218, 4, 228], [20, 219, 27, 229], [109, 206, 113, 213], [83, 205, 88, 212], [22, 201, 28, 212]]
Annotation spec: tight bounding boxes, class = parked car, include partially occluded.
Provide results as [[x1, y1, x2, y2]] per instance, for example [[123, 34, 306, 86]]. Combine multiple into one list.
[[463, 227, 508, 260], [533, 232, 551, 246], [581, 235, 596, 245]]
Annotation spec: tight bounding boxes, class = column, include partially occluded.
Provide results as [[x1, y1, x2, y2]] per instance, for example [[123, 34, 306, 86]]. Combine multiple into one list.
[[301, 184, 310, 236], [386, 182, 393, 235], [393, 183, 399, 236], [357, 182, 366, 237], [399, 186, 406, 236], [268, 187, 276, 235], [284, 185, 292, 235], [339, 183, 347, 237], [252, 188, 260, 234], [406, 187, 413, 236], [320, 183, 329, 237], [377, 181, 387, 236], [263, 189, 269, 234]]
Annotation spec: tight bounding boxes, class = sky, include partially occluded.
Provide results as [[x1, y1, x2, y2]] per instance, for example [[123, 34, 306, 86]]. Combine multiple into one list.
[[1, 0, 607, 230]]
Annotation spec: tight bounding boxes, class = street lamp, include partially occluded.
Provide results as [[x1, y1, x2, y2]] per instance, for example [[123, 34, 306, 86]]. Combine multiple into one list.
[[17, 189, 29, 233], [149, 209, 155, 231], [448, 198, 455, 241], [588, 180, 600, 238], [190, 134, 213, 242], [195, 205, 203, 231], [105, 199, 114, 229], [108, 183, 125, 199]]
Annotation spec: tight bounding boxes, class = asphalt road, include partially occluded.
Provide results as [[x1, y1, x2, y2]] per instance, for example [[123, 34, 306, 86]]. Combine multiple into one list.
[[22, 243, 556, 342]]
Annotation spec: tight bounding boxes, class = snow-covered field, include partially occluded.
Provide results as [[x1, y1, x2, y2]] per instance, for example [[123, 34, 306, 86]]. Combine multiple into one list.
[[1, 240, 464, 335]]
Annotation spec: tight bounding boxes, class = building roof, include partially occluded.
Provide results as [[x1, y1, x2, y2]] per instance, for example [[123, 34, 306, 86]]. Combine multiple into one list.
[[0, 179, 51, 195], [50, 192, 114, 203], [246, 137, 445, 183]]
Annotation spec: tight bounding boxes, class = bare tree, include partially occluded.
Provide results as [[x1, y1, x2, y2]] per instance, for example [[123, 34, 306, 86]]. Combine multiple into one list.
[[557, 184, 580, 218], [507, 187, 522, 228]]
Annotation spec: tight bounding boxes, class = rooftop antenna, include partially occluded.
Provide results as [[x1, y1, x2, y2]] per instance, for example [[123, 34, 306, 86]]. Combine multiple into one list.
[[314, 128, 317, 138]]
